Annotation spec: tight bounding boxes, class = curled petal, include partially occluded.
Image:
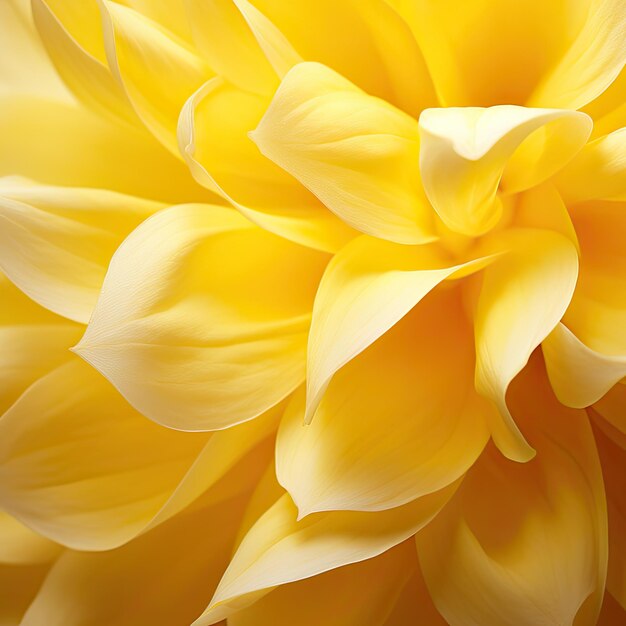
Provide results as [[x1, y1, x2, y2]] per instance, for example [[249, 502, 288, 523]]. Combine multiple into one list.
[[418, 105, 591, 236], [251, 62, 436, 244], [75, 204, 328, 430], [417, 357, 608, 626]]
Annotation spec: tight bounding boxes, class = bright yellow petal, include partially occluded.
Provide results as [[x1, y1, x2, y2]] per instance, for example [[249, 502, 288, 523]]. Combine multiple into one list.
[[565, 201, 626, 356], [195, 485, 458, 624], [279, 290, 490, 514], [251, 62, 436, 244], [528, 0, 626, 110], [304, 235, 495, 421], [474, 228, 579, 461], [555, 128, 626, 204], [584, 68, 626, 138], [418, 105, 591, 236], [228, 541, 417, 626], [0, 274, 82, 415], [178, 78, 355, 252], [417, 357, 608, 626], [75, 204, 328, 430], [544, 323, 626, 408], [21, 496, 249, 626], [0, 95, 212, 203], [100, 0, 211, 153], [0, 179, 162, 323], [120, 0, 193, 43], [0, 357, 276, 550], [594, 421, 626, 611], [0, 512, 61, 565]]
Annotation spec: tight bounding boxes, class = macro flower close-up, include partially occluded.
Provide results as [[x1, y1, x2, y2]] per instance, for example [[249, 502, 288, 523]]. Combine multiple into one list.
[[1, 0, 625, 624]]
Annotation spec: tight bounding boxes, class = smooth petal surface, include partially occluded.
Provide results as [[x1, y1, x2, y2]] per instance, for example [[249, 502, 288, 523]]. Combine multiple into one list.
[[474, 228, 579, 461], [279, 290, 490, 514], [179, 78, 355, 252], [304, 235, 495, 421], [0, 357, 276, 550], [251, 62, 436, 244], [544, 323, 626, 408], [75, 204, 328, 431], [195, 486, 458, 624], [22, 496, 249, 626], [593, 384, 626, 446], [0, 512, 61, 565], [418, 105, 591, 236], [565, 201, 626, 356], [0, 561, 51, 626], [100, 0, 211, 152], [0, 179, 162, 323], [0, 274, 82, 415], [228, 542, 417, 626], [556, 127, 626, 203], [417, 358, 608, 626]]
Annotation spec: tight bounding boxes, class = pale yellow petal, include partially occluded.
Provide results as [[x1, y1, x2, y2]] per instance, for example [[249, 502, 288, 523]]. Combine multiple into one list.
[[474, 228, 579, 461], [418, 105, 591, 236], [544, 323, 626, 408], [528, 0, 626, 110], [417, 357, 608, 626], [0, 95, 212, 203], [0, 512, 61, 565], [251, 62, 436, 244], [279, 290, 490, 514], [228, 542, 417, 626], [0, 273, 82, 415], [556, 128, 626, 204], [195, 486, 458, 624], [0, 357, 276, 550], [99, 0, 211, 153], [305, 235, 495, 421], [178, 78, 356, 253], [75, 204, 328, 431], [565, 201, 626, 356], [119, 0, 193, 43], [22, 497, 249, 626], [0, 179, 162, 323]]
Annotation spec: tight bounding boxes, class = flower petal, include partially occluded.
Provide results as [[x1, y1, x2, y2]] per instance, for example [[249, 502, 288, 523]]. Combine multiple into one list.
[[99, 0, 211, 153], [418, 105, 591, 236], [555, 128, 626, 204], [251, 62, 437, 244], [178, 78, 355, 252], [417, 357, 608, 626], [565, 201, 626, 356], [0, 357, 276, 550], [278, 290, 490, 515], [195, 484, 458, 624], [528, 0, 626, 110], [0, 179, 162, 323], [75, 204, 328, 431], [543, 323, 626, 408], [0, 561, 51, 626], [305, 235, 495, 422], [474, 228, 579, 461], [0, 512, 61, 565], [227, 542, 418, 626], [21, 496, 250, 626], [593, 384, 626, 446]]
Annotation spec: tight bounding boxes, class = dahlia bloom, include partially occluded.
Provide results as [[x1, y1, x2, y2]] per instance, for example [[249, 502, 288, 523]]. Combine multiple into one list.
[[0, 0, 625, 624]]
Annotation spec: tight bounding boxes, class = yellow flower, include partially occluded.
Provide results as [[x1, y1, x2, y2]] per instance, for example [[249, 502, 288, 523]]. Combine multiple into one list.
[[0, 0, 625, 624]]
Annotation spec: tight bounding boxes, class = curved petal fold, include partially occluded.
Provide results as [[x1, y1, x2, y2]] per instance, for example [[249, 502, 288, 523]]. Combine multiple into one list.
[[195, 484, 458, 625], [305, 236, 494, 421], [474, 228, 579, 461], [0, 512, 61, 565], [417, 357, 608, 626], [418, 105, 591, 236], [251, 62, 436, 244], [0, 179, 162, 323], [544, 323, 626, 409], [0, 357, 277, 550], [75, 204, 328, 430]]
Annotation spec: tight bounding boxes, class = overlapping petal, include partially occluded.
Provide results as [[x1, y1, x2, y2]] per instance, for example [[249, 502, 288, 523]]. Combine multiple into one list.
[[278, 289, 490, 514], [75, 204, 328, 430], [0, 512, 61, 566], [251, 62, 436, 244], [417, 357, 608, 626]]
